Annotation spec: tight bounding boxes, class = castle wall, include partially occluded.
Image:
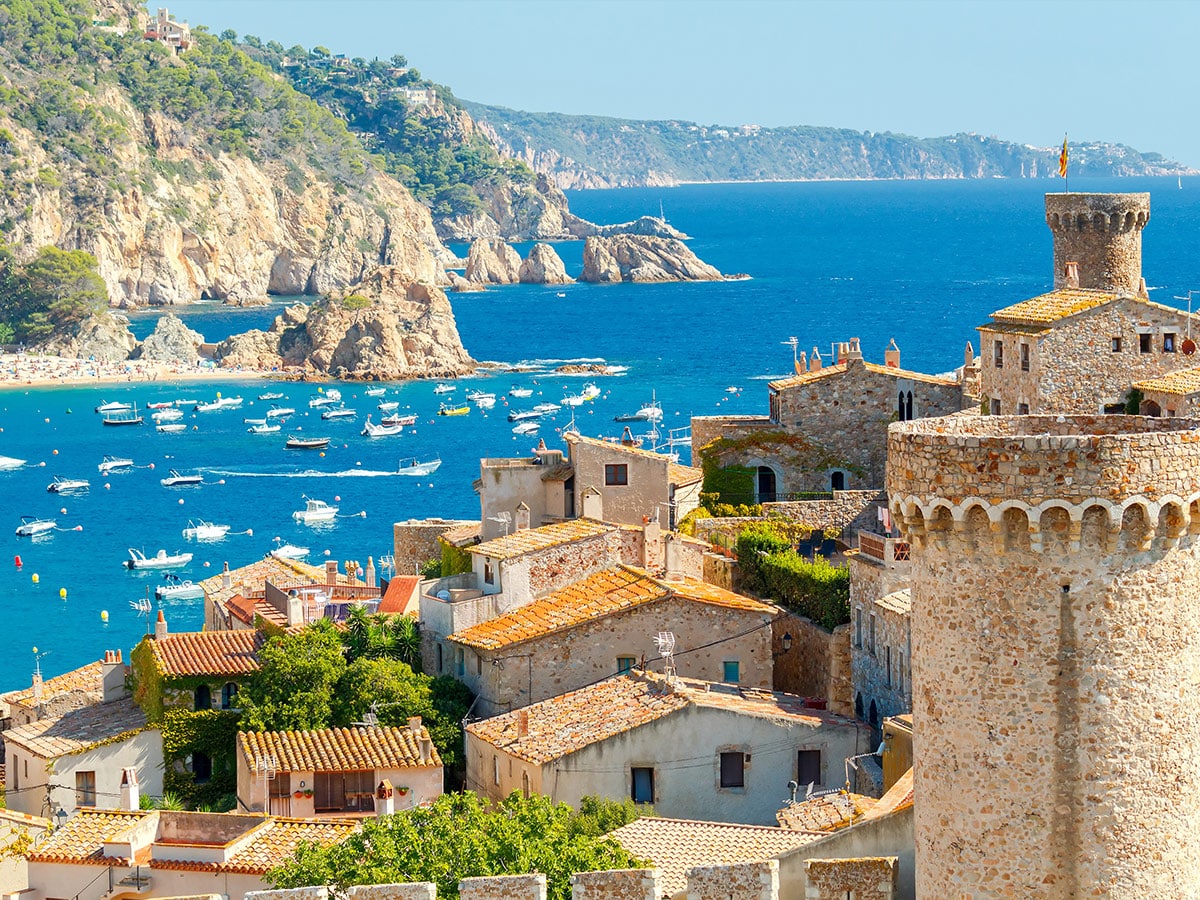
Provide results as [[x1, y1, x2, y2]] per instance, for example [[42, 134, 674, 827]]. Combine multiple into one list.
[[847, 556, 911, 733], [887, 414, 1200, 899], [771, 611, 852, 717], [1046, 193, 1148, 293], [393, 519, 475, 577]]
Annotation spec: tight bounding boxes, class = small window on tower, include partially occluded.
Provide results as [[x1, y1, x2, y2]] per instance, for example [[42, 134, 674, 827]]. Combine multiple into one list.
[[993, 340, 1003, 368], [1140, 333, 1153, 353], [1165, 332, 1178, 353], [1019, 343, 1030, 371], [1111, 337, 1122, 352]]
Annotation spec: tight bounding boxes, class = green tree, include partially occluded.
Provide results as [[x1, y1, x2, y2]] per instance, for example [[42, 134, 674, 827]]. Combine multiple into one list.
[[2, 245, 108, 343], [268, 793, 645, 899], [341, 606, 421, 668], [238, 622, 347, 731]]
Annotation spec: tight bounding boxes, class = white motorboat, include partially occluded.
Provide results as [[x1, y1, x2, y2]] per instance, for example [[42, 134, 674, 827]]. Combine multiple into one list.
[[533, 402, 562, 414], [152, 408, 183, 422], [378, 401, 400, 412], [286, 435, 331, 449], [248, 423, 281, 434], [270, 541, 310, 560], [365, 387, 387, 397], [155, 572, 205, 601], [95, 400, 132, 414], [244, 417, 267, 426], [156, 423, 187, 434], [581, 382, 601, 400], [195, 396, 242, 411], [146, 401, 173, 410], [125, 548, 193, 570], [635, 392, 664, 422], [513, 421, 540, 435], [433, 383, 456, 394], [0, 456, 25, 470], [15, 516, 56, 537], [160, 469, 202, 487], [465, 390, 495, 402], [321, 406, 357, 420], [508, 409, 542, 422], [98, 456, 134, 474], [362, 416, 403, 437], [266, 405, 295, 419], [293, 497, 338, 524], [258, 391, 285, 401], [308, 388, 342, 408], [173, 398, 200, 407], [562, 394, 586, 407], [397, 457, 441, 476], [182, 519, 230, 541], [381, 413, 417, 427], [475, 396, 496, 410], [47, 476, 89, 493], [725, 386, 740, 394], [509, 386, 533, 398]]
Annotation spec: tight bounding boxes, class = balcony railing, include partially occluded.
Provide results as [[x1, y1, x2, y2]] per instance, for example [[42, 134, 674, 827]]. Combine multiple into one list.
[[857, 530, 910, 567]]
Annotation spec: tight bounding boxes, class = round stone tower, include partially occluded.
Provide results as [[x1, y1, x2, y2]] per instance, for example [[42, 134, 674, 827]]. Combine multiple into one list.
[[1045, 192, 1149, 294], [887, 414, 1200, 899]]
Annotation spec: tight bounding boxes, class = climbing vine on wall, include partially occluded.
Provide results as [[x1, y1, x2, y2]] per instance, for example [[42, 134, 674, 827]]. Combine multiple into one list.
[[161, 709, 240, 810], [697, 430, 865, 503]]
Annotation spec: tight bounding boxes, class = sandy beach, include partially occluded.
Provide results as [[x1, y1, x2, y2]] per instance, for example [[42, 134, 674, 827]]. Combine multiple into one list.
[[0, 352, 273, 389]]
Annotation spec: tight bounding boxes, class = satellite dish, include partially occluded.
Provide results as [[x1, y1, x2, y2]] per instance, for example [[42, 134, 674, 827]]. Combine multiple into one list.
[[437, 590, 451, 601], [1183, 338, 1196, 355]]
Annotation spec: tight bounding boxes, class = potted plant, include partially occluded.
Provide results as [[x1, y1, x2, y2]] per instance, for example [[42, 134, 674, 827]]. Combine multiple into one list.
[[303, 788, 314, 799], [293, 790, 304, 799], [398, 786, 410, 797]]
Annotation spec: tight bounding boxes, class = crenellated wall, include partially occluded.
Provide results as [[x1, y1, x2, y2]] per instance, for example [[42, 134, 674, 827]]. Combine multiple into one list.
[[886, 413, 1200, 899], [1046, 192, 1149, 293]]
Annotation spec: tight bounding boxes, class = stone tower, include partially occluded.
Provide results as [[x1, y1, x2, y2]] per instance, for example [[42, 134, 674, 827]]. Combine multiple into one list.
[[1045, 192, 1149, 294], [886, 414, 1200, 899]]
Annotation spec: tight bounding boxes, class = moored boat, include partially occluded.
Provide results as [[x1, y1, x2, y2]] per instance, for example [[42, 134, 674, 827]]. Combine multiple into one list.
[[465, 390, 495, 402], [146, 401, 174, 410], [365, 387, 387, 397], [270, 541, 310, 560], [508, 409, 542, 422], [266, 405, 295, 418], [155, 572, 205, 601], [182, 519, 230, 541], [378, 401, 400, 412], [156, 423, 187, 434], [102, 406, 143, 426], [248, 423, 281, 434], [152, 408, 183, 422], [509, 386, 533, 398], [15, 515, 56, 537], [581, 382, 601, 400], [286, 435, 331, 449], [433, 383, 456, 394], [258, 391, 285, 401], [0, 456, 26, 470], [95, 400, 132, 414], [125, 548, 193, 570], [321, 406, 357, 420], [293, 497, 338, 524], [362, 416, 403, 437], [381, 413, 417, 427], [98, 455, 134, 474], [512, 421, 540, 435], [438, 403, 470, 417], [533, 402, 562, 414], [47, 476, 89, 493]]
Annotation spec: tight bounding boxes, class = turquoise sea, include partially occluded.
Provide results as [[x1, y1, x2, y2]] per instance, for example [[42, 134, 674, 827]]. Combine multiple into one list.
[[2, 176, 1198, 687]]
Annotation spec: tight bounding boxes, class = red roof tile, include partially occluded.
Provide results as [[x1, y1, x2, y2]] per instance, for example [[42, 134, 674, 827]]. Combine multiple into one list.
[[238, 725, 442, 772], [149, 631, 261, 678], [379, 576, 421, 615]]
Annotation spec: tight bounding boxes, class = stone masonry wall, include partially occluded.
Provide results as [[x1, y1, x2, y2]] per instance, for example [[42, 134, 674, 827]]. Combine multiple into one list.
[[687, 861, 778, 900], [393, 519, 475, 576], [348, 886, 438, 900], [887, 413, 1200, 899], [772, 611, 852, 716], [571, 869, 660, 900], [1046, 192, 1148, 293], [460, 875, 546, 900], [765, 491, 886, 535], [847, 556, 912, 731], [803, 857, 897, 899]]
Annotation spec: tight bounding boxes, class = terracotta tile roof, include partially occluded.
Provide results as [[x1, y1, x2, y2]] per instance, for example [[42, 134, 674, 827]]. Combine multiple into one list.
[[379, 576, 421, 615], [990, 288, 1119, 325], [466, 675, 689, 764], [669, 463, 703, 487], [470, 518, 616, 561], [3, 660, 103, 707], [238, 725, 442, 772], [876, 588, 911, 615], [151, 817, 359, 874], [768, 361, 955, 391], [226, 593, 288, 628], [776, 791, 878, 832], [1133, 366, 1200, 397], [0, 808, 51, 830], [440, 520, 482, 547], [683, 680, 844, 727], [150, 630, 261, 678], [449, 567, 775, 651], [28, 809, 151, 866], [5, 698, 148, 759], [862, 767, 914, 821], [568, 434, 680, 465], [610, 817, 823, 897], [200, 556, 326, 607]]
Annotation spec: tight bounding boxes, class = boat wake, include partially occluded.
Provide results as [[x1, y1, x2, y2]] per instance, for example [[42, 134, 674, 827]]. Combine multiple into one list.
[[205, 468, 418, 479]]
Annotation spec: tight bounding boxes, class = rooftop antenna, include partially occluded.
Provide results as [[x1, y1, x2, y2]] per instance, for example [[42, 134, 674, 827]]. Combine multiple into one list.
[[253, 753, 276, 809], [352, 702, 381, 728], [487, 511, 512, 537], [781, 336, 799, 367], [130, 590, 153, 635], [653, 631, 677, 685], [1176, 291, 1197, 353]]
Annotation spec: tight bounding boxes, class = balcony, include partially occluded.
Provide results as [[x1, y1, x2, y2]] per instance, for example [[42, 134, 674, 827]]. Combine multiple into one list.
[[857, 531, 910, 567]]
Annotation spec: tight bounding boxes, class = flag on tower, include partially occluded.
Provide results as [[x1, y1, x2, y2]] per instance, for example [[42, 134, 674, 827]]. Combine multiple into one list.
[[1058, 135, 1069, 178]]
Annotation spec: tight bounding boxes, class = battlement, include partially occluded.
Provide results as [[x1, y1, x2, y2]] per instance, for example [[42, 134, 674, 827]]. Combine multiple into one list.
[[887, 414, 1200, 554], [1044, 192, 1149, 293], [1045, 192, 1150, 234]]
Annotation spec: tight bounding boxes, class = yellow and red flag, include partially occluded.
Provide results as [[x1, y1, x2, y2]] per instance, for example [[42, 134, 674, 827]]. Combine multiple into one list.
[[1058, 135, 1069, 178]]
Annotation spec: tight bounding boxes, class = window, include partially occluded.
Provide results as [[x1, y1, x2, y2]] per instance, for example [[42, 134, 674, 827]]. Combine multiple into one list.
[[1165, 332, 1178, 353], [869, 615, 876, 656], [1017, 402, 1029, 415], [1019, 343, 1030, 371], [993, 340, 1003, 368], [221, 683, 237, 710], [830, 470, 846, 491], [897, 649, 905, 693], [605, 464, 628, 486], [797, 750, 822, 788], [1111, 337, 1122, 352], [436, 643, 444, 673], [885, 646, 892, 687], [10, 754, 16, 791], [854, 608, 862, 648], [456, 648, 464, 678], [192, 752, 212, 784], [194, 684, 211, 711], [1140, 333, 1153, 353], [522, 771, 530, 799], [631, 767, 655, 803], [493, 755, 500, 786], [617, 656, 636, 674], [75, 770, 96, 807], [483, 561, 494, 585], [722, 660, 740, 683], [990, 398, 1001, 415], [719, 752, 745, 788], [476, 654, 483, 676]]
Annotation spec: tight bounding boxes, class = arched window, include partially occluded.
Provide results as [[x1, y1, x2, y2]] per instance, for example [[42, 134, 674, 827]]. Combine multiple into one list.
[[868, 699, 879, 727], [221, 683, 238, 709], [831, 471, 846, 491], [756, 466, 777, 503], [855, 693, 864, 719], [192, 752, 212, 784], [905, 391, 913, 421], [193, 684, 211, 711], [897, 391, 906, 421]]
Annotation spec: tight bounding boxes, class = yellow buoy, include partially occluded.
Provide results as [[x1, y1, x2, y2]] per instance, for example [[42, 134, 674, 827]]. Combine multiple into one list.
[[100, 610, 109, 622], [31, 573, 39, 584], [59, 587, 67, 599]]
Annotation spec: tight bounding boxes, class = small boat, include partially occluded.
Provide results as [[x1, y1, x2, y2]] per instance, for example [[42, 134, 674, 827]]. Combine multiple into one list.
[[155, 572, 205, 601], [378, 401, 400, 412], [173, 398, 200, 407], [160, 469, 202, 487], [286, 435, 330, 449], [47, 476, 89, 493], [102, 406, 143, 426], [95, 400, 132, 414], [614, 411, 654, 423], [182, 519, 230, 541], [248, 423, 281, 434], [398, 457, 441, 476], [508, 409, 542, 422], [258, 391, 285, 401], [438, 403, 470, 417], [725, 386, 740, 394], [365, 387, 387, 397], [513, 421, 540, 435], [581, 383, 601, 400], [533, 402, 561, 414], [562, 394, 586, 407], [509, 386, 533, 398], [270, 542, 310, 560], [266, 405, 295, 419], [381, 413, 417, 428], [308, 389, 342, 408], [466, 390, 495, 402], [433, 383, 456, 394], [124, 548, 193, 570], [152, 408, 183, 422], [98, 456, 134, 474], [15, 516, 56, 537], [475, 396, 496, 410], [146, 401, 174, 410], [362, 416, 403, 437], [321, 406, 357, 420], [156, 423, 187, 434], [244, 417, 267, 426], [0, 456, 26, 470], [293, 497, 338, 524], [195, 396, 242, 412]]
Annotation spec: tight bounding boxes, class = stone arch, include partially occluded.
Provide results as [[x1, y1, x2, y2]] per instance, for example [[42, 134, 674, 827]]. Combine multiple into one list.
[[1119, 503, 1151, 553], [1080, 505, 1110, 551], [855, 693, 864, 719], [1189, 499, 1200, 536], [1158, 502, 1186, 544], [1041, 506, 1073, 556], [1139, 398, 1162, 417], [755, 464, 778, 503], [962, 504, 991, 552], [927, 505, 954, 547], [1002, 507, 1031, 553]]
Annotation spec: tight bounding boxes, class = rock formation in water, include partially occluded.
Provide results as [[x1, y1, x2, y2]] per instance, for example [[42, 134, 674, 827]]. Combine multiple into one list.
[[132, 314, 206, 364], [579, 235, 723, 283], [518, 244, 573, 285], [465, 240, 523, 284]]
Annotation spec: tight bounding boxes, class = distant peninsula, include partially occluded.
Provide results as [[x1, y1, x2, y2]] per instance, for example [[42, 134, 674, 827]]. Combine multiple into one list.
[[461, 102, 1197, 190]]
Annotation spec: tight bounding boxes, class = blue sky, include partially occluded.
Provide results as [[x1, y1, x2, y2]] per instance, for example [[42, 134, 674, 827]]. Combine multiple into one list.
[[164, 0, 1197, 165]]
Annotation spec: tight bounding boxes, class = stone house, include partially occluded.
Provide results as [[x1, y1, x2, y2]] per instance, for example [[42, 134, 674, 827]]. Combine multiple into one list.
[[143, 7, 192, 52], [1133, 366, 1200, 416], [24, 806, 357, 900], [1, 656, 108, 731], [447, 565, 778, 715], [204, 558, 377, 633], [693, 338, 968, 497], [236, 721, 442, 817], [464, 671, 868, 825]]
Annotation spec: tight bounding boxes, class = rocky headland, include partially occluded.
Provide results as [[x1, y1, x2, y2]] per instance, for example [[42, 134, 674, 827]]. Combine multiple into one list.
[[580, 235, 724, 283]]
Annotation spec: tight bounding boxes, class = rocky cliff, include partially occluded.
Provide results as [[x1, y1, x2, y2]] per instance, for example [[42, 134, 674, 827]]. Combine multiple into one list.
[[580, 236, 723, 283], [465, 240, 523, 284], [519, 244, 573, 285]]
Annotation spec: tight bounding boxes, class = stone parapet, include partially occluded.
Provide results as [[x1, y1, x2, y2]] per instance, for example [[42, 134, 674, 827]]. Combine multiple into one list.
[[803, 857, 897, 899], [571, 869, 660, 900], [460, 874, 547, 900], [348, 886, 438, 900], [1045, 192, 1149, 293], [686, 861, 778, 900]]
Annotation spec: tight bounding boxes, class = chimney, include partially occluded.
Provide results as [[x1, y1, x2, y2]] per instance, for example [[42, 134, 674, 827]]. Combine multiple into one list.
[[419, 737, 433, 763], [1064, 261, 1080, 289], [119, 768, 139, 811], [620, 426, 636, 446], [797, 351, 807, 373], [408, 716, 422, 735], [517, 709, 529, 737], [665, 534, 682, 580], [375, 779, 395, 818], [1138, 276, 1149, 298], [31, 670, 43, 712], [325, 560, 338, 585], [222, 561, 231, 590], [642, 518, 661, 569], [581, 486, 603, 521], [810, 348, 822, 372], [846, 338, 863, 362], [514, 502, 531, 532], [964, 341, 975, 369], [885, 338, 900, 369], [101, 650, 126, 702], [287, 592, 303, 628], [154, 610, 168, 641], [365, 556, 376, 588]]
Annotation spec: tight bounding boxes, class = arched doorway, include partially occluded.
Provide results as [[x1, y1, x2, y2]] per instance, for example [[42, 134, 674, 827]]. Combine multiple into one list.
[[831, 470, 846, 491], [756, 466, 777, 503], [1140, 399, 1162, 417]]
